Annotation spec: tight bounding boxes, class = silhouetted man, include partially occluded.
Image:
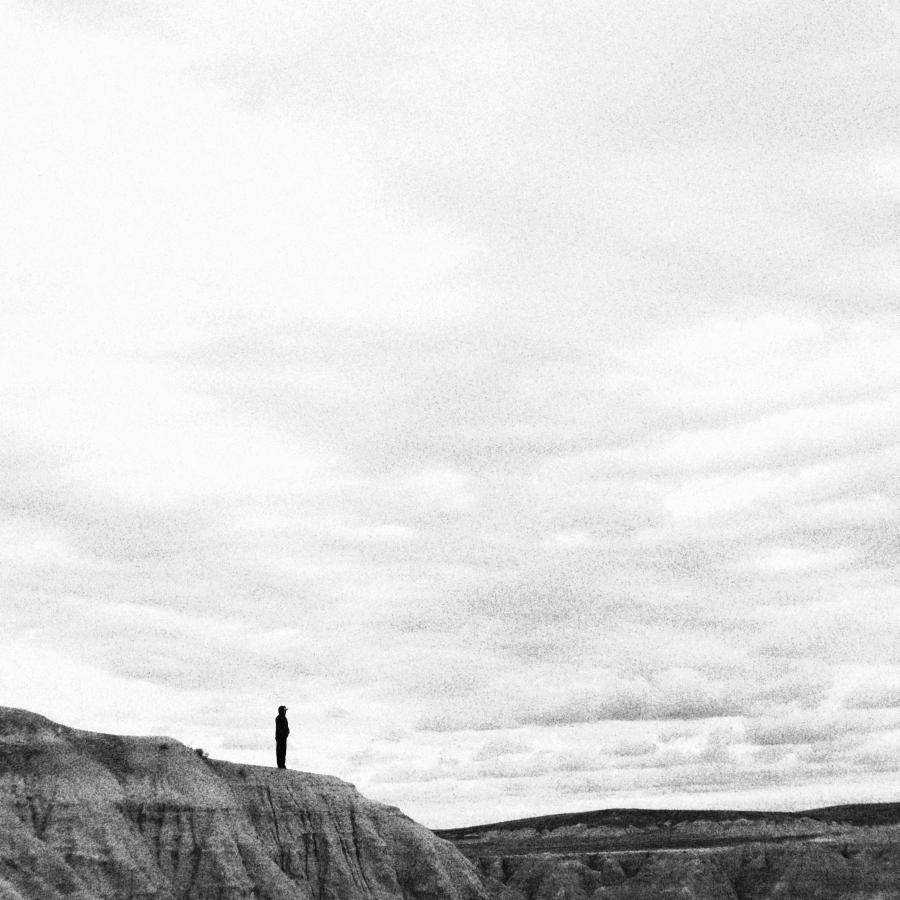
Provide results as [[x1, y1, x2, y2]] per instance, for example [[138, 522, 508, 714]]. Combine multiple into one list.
[[275, 705, 289, 769]]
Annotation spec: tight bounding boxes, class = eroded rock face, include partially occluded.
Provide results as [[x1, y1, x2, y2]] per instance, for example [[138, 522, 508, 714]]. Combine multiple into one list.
[[469, 843, 900, 900], [0, 707, 488, 900], [451, 821, 900, 900]]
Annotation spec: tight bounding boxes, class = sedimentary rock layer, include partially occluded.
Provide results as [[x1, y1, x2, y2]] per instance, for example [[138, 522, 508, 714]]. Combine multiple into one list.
[[0, 707, 487, 900], [444, 813, 900, 899]]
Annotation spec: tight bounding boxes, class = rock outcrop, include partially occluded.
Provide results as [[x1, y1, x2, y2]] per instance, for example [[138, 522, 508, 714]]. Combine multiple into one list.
[[0, 707, 488, 900], [466, 843, 900, 899], [440, 809, 900, 899]]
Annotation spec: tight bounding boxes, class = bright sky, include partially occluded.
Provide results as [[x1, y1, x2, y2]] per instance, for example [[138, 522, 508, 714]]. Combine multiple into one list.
[[2, 0, 900, 829]]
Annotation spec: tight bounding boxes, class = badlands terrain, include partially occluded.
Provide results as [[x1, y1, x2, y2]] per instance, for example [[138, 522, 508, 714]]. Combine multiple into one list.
[[3, 706, 900, 899], [0, 707, 485, 900], [437, 805, 900, 898]]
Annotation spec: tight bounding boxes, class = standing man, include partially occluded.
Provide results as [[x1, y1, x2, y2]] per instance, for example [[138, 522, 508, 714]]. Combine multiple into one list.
[[275, 705, 289, 769]]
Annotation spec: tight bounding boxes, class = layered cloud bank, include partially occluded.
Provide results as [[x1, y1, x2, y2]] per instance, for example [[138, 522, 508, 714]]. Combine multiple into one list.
[[2, 1, 899, 827]]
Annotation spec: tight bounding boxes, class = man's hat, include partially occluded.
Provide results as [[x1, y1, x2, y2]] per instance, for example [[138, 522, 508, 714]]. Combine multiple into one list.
[[278, 705, 287, 712]]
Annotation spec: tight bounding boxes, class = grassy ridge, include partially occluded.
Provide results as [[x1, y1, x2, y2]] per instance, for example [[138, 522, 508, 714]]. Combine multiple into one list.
[[435, 802, 900, 840]]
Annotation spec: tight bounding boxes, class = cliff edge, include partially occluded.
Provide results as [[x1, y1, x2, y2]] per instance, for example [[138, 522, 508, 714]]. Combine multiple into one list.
[[0, 707, 488, 900]]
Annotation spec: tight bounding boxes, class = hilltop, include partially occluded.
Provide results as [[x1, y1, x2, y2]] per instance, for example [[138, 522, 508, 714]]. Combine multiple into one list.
[[0, 706, 486, 899], [436, 801, 900, 844]]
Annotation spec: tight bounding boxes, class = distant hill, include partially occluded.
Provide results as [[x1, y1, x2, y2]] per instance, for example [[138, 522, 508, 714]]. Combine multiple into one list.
[[436, 800, 900, 900], [434, 802, 900, 840], [803, 802, 900, 826]]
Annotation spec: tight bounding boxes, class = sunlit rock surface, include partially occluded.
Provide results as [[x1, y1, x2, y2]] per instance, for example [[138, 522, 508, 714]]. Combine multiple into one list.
[[0, 707, 487, 900]]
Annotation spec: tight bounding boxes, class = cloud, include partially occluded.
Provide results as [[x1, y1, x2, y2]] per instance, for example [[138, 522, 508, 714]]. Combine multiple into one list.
[[2, 0, 900, 828], [516, 689, 741, 728], [844, 684, 900, 711], [472, 736, 534, 762], [414, 664, 830, 734], [746, 717, 855, 747]]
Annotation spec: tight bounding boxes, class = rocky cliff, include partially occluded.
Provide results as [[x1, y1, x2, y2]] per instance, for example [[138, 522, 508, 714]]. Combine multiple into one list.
[[0, 707, 488, 900]]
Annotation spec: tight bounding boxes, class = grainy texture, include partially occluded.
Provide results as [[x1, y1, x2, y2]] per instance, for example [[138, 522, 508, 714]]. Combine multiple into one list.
[[444, 815, 900, 899], [0, 707, 488, 900]]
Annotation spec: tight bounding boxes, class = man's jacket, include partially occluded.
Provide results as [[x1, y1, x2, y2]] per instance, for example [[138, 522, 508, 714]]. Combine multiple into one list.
[[275, 715, 290, 741]]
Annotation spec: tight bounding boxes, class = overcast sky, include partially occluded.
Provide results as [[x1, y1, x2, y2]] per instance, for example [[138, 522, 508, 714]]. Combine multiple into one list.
[[2, 0, 900, 829]]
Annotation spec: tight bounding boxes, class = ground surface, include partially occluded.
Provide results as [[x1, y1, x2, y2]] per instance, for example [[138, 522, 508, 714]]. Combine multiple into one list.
[[436, 805, 900, 899]]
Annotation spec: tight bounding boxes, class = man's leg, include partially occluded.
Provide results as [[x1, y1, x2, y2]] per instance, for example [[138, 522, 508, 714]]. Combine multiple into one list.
[[276, 740, 286, 768]]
